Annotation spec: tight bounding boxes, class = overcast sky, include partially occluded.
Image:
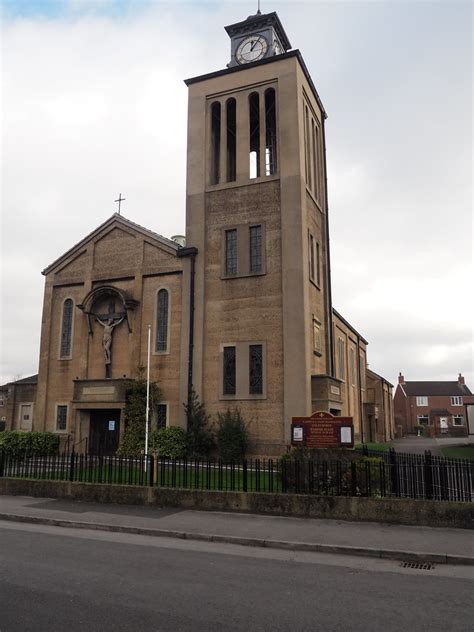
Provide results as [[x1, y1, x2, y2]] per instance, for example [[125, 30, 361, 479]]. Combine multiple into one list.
[[1, 0, 472, 390]]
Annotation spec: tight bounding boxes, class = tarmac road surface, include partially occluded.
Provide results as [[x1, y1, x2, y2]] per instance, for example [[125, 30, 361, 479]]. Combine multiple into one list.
[[0, 521, 472, 632]]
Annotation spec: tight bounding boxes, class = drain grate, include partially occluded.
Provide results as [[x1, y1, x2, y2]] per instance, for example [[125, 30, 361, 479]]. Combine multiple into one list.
[[400, 561, 435, 570]]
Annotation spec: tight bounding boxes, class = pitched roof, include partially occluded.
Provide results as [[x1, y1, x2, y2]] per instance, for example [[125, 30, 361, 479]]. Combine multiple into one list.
[[0, 374, 38, 388], [42, 213, 179, 276], [401, 381, 472, 397]]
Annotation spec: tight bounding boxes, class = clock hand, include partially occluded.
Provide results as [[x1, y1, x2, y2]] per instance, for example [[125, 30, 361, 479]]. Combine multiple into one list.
[[250, 39, 258, 51]]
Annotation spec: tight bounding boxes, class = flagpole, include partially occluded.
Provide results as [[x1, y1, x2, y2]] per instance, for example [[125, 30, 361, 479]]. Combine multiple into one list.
[[144, 324, 151, 471]]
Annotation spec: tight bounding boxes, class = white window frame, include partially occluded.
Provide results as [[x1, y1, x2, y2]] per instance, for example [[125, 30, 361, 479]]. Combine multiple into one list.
[[55, 403, 69, 433], [417, 415, 429, 426], [416, 396, 428, 406], [452, 415, 464, 426], [451, 396, 463, 406]]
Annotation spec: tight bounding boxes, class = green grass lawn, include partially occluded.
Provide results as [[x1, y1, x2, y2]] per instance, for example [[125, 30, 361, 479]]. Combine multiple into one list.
[[440, 445, 474, 461], [355, 442, 391, 452]]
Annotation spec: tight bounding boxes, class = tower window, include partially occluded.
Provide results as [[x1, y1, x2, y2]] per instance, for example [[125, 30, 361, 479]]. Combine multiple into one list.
[[312, 119, 319, 200], [305, 106, 312, 190], [60, 298, 74, 358], [249, 344, 263, 395], [156, 289, 169, 352], [337, 337, 346, 381], [225, 229, 238, 276], [223, 346, 236, 395], [226, 98, 236, 182], [249, 92, 260, 179], [265, 88, 277, 176], [249, 225, 262, 273], [56, 405, 68, 432], [156, 403, 168, 429], [211, 101, 221, 184]]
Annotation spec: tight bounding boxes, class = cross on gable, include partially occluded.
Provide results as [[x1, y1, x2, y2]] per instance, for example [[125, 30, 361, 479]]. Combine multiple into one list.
[[115, 193, 125, 214]]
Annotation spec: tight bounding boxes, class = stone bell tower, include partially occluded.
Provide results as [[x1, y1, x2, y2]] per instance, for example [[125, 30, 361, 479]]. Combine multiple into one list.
[[184, 11, 334, 455]]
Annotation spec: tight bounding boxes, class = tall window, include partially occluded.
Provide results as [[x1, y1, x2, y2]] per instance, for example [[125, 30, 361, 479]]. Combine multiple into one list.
[[60, 298, 74, 358], [223, 346, 236, 395], [226, 98, 236, 182], [56, 405, 67, 431], [265, 88, 277, 175], [211, 101, 221, 184], [349, 347, 356, 385], [249, 344, 263, 395], [225, 229, 237, 276], [305, 106, 312, 190], [312, 317, 322, 354], [249, 225, 262, 273], [316, 241, 321, 286], [249, 92, 260, 179], [359, 353, 366, 390], [337, 338, 345, 380], [309, 233, 315, 281], [156, 289, 169, 352]]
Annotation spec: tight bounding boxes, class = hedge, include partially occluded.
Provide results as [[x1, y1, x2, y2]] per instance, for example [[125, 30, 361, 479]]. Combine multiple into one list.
[[0, 431, 60, 457]]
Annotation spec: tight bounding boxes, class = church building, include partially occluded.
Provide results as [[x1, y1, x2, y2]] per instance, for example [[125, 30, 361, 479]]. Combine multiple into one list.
[[4, 11, 394, 455]]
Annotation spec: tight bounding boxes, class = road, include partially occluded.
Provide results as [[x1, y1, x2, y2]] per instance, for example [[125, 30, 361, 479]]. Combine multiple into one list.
[[0, 521, 472, 631]]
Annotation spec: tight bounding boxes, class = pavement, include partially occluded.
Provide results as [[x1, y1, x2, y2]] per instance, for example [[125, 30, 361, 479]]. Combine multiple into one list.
[[389, 436, 473, 456], [0, 494, 473, 565]]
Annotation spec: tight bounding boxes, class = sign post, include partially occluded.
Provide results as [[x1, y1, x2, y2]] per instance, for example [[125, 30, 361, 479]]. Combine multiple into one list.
[[291, 411, 354, 449], [144, 324, 151, 472]]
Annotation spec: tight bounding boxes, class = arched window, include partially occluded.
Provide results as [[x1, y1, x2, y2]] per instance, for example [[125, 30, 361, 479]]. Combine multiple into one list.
[[249, 92, 260, 179], [60, 298, 74, 358], [210, 101, 221, 184], [265, 88, 277, 175], [156, 289, 169, 352], [226, 98, 236, 182]]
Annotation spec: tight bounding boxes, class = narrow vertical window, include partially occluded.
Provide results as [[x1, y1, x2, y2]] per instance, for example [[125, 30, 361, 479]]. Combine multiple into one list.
[[312, 119, 319, 200], [350, 348, 356, 385], [312, 317, 321, 354], [249, 344, 263, 395], [305, 106, 312, 190], [309, 233, 315, 281], [211, 101, 221, 184], [156, 289, 169, 352], [60, 298, 73, 358], [338, 338, 346, 380], [265, 88, 277, 175], [226, 98, 236, 182], [359, 353, 366, 390], [249, 225, 262, 273], [156, 403, 167, 429], [316, 241, 321, 287], [225, 229, 237, 276], [56, 405, 67, 431], [223, 346, 236, 395], [249, 92, 260, 179]]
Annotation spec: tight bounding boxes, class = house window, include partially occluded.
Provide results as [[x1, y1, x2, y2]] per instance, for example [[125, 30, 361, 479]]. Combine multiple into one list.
[[451, 396, 463, 406], [337, 338, 345, 381], [453, 415, 464, 426], [56, 405, 67, 432], [312, 317, 322, 355], [416, 396, 428, 406], [223, 346, 236, 395], [156, 289, 169, 352], [60, 298, 74, 358], [156, 404, 168, 429], [417, 415, 429, 425], [225, 229, 237, 276], [249, 344, 263, 395], [249, 225, 262, 273]]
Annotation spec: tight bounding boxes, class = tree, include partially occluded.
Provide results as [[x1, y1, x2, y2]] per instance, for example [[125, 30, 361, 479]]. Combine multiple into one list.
[[216, 408, 249, 461], [117, 368, 161, 456], [184, 388, 214, 458]]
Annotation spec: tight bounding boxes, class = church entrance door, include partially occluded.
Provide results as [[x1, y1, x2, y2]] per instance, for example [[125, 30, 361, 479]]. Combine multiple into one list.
[[89, 409, 121, 455]]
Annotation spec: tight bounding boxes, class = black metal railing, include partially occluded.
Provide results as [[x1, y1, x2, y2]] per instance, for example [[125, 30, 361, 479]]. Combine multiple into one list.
[[0, 449, 472, 502]]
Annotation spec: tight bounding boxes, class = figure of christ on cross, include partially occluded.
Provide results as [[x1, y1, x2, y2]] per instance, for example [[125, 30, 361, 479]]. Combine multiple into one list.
[[94, 299, 126, 368]]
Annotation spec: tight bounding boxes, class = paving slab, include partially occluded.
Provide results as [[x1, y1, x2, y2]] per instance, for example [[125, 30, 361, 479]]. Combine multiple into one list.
[[0, 495, 472, 564]]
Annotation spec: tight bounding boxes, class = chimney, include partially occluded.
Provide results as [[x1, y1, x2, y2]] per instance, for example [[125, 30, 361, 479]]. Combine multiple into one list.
[[398, 372, 405, 385], [458, 373, 465, 386]]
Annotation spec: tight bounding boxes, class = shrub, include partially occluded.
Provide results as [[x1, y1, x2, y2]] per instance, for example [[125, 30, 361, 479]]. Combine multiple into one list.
[[150, 426, 187, 459], [216, 408, 248, 461], [184, 388, 214, 458], [0, 431, 59, 457], [117, 369, 161, 456]]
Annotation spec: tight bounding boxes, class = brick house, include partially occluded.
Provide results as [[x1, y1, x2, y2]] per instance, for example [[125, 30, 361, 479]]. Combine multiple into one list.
[[393, 373, 473, 437]]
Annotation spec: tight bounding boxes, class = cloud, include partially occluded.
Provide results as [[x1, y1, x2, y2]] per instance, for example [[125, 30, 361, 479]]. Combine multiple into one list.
[[1, 1, 472, 391]]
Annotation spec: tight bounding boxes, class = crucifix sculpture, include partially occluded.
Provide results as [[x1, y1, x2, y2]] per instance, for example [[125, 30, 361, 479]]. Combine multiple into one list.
[[95, 299, 126, 377]]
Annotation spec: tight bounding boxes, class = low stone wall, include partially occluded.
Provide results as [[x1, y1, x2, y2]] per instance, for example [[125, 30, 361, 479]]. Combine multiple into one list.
[[0, 478, 472, 529]]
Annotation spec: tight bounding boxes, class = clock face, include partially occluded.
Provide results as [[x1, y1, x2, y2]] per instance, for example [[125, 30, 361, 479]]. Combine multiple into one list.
[[236, 34, 269, 65]]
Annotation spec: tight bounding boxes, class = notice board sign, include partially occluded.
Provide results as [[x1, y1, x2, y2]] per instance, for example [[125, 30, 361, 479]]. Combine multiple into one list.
[[291, 411, 354, 449]]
